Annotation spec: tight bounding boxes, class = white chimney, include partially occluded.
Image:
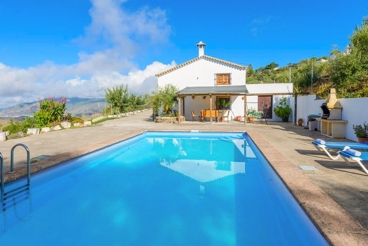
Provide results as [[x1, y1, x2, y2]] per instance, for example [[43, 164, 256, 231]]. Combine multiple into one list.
[[196, 41, 206, 57]]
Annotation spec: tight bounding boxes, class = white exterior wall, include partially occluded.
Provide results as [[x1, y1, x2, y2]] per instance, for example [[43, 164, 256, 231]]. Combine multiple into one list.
[[246, 83, 293, 95], [185, 97, 210, 118], [158, 58, 246, 90], [294, 95, 368, 141], [157, 57, 294, 121], [246, 83, 294, 121], [291, 95, 323, 127], [158, 58, 246, 119], [230, 95, 244, 120], [246, 95, 258, 112]]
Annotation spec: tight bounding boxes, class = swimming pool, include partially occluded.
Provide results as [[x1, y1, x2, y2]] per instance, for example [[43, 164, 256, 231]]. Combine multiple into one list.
[[0, 131, 327, 245]]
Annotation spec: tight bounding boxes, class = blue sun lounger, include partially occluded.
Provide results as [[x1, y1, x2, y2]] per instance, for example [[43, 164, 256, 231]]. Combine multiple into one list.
[[338, 149, 368, 175], [312, 139, 368, 160]]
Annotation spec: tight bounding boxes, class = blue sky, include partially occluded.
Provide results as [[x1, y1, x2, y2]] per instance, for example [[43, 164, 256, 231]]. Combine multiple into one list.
[[0, 0, 367, 108]]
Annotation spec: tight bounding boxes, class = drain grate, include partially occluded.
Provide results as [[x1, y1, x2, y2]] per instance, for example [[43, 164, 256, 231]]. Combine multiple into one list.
[[298, 165, 319, 171]]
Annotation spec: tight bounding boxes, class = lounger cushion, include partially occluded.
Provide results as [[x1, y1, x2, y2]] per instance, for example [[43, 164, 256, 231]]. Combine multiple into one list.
[[314, 139, 326, 145], [340, 151, 368, 160], [312, 140, 368, 149], [344, 148, 361, 157]]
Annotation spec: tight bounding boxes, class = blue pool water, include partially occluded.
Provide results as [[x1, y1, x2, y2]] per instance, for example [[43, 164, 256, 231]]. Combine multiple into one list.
[[0, 132, 327, 245]]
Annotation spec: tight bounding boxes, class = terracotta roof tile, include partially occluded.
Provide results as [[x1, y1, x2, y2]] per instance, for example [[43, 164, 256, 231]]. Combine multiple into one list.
[[155, 55, 247, 77]]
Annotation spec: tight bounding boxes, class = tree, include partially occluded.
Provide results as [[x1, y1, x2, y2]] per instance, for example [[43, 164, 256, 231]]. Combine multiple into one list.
[[149, 84, 178, 116], [265, 62, 279, 70], [127, 94, 137, 111], [274, 70, 289, 83], [329, 16, 368, 97], [105, 85, 129, 114], [350, 17, 368, 70], [247, 64, 255, 77], [329, 50, 363, 88]]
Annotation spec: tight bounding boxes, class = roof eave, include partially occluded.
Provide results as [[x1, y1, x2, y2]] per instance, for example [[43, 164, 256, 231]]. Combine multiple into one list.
[[155, 55, 247, 77]]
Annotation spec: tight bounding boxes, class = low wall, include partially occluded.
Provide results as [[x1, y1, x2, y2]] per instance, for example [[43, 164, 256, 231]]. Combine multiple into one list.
[[156, 116, 185, 123]]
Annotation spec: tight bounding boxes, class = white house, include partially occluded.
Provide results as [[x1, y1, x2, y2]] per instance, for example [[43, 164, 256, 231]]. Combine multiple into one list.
[[155, 41, 293, 122]]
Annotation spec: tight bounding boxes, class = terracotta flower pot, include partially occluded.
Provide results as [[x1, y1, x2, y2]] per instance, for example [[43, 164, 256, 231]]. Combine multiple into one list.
[[297, 119, 303, 126], [357, 137, 368, 143], [248, 117, 255, 123]]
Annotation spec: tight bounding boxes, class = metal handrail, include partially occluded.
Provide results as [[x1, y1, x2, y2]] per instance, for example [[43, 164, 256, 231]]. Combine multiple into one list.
[[1, 144, 31, 205], [0, 145, 32, 234]]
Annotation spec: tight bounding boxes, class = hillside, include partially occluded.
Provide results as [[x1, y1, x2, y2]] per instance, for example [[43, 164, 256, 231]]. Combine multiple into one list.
[[246, 17, 368, 98], [0, 97, 107, 118]]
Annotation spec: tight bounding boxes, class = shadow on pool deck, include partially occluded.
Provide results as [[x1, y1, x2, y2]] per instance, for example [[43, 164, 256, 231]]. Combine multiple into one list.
[[1, 110, 368, 245]]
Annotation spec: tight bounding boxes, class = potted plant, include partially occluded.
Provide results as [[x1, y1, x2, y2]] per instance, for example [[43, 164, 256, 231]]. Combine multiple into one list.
[[274, 97, 292, 122], [219, 99, 231, 109], [215, 100, 220, 109], [247, 108, 263, 123], [353, 122, 368, 142]]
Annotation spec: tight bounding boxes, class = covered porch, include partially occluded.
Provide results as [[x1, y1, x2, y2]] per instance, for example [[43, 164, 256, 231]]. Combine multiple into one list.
[[176, 85, 249, 124]]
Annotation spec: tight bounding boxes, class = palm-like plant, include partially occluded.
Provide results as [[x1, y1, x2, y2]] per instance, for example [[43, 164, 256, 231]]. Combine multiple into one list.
[[150, 84, 179, 116]]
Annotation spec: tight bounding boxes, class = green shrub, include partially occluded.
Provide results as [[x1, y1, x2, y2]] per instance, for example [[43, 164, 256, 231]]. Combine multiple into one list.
[[33, 97, 67, 127], [2, 120, 21, 134], [247, 108, 263, 118], [63, 113, 72, 122], [353, 122, 368, 138], [22, 117, 37, 131], [2, 117, 36, 134], [71, 117, 84, 124], [274, 97, 292, 119]]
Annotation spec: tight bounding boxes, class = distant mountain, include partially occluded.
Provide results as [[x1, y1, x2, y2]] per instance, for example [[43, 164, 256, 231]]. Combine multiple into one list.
[[0, 97, 107, 118]]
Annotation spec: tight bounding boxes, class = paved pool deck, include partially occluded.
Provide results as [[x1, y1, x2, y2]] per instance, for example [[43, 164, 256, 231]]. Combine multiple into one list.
[[1, 110, 368, 245]]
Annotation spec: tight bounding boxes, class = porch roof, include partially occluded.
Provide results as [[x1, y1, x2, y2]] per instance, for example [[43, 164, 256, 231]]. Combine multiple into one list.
[[176, 85, 248, 96]]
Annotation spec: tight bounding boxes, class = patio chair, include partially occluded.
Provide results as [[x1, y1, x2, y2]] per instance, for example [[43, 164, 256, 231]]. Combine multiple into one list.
[[338, 148, 368, 174], [191, 110, 200, 121], [312, 139, 368, 160]]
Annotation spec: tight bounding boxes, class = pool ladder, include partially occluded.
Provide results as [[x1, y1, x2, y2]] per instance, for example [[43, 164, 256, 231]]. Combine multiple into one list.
[[1, 143, 31, 208]]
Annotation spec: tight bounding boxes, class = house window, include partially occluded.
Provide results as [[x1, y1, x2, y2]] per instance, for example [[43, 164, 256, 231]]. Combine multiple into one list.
[[216, 96, 231, 109], [215, 73, 231, 85]]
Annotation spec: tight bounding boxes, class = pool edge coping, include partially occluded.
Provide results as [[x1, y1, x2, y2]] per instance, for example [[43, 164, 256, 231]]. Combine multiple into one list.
[[3, 129, 368, 245], [246, 130, 368, 246]]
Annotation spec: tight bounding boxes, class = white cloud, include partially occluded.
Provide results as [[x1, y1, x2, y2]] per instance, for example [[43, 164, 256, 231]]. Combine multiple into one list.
[[251, 28, 258, 37], [0, 0, 174, 109], [65, 76, 87, 87], [252, 16, 272, 24], [0, 60, 175, 108], [250, 16, 273, 37]]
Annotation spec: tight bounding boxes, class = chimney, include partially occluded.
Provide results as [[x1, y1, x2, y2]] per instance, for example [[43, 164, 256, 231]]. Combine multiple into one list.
[[325, 88, 342, 109], [196, 41, 206, 57]]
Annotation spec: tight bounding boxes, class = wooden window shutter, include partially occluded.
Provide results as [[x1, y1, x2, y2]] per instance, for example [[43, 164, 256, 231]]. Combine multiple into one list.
[[216, 74, 230, 85]]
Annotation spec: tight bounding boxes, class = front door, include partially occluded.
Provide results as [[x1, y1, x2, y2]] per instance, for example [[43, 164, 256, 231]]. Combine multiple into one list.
[[258, 96, 272, 119]]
